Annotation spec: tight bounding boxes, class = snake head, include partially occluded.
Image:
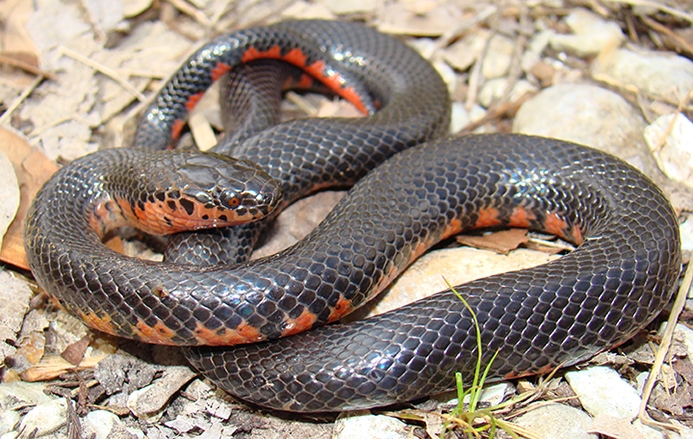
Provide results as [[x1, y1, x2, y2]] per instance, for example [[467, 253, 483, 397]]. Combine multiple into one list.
[[94, 150, 282, 237]]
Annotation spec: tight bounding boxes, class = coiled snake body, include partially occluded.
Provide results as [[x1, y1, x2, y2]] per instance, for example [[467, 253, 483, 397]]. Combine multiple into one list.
[[25, 20, 681, 412]]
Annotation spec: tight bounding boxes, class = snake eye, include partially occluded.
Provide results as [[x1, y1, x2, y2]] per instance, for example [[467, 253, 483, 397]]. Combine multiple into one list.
[[220, 190, 242, 209]]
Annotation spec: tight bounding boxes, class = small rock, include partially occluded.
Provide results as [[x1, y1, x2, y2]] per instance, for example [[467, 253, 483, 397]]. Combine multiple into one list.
[[82, 0, 124, 35], [443, 31, 515, 79], [333, 410, 409, 439], [0, 410, 19, 435], [322, 0, 377, 15], [126, 366, 196, 419], [83, 410, 119, 439], [550, 9, 624, 57], [16, 398, 67, 437], [565, 366, 641, 419], [83, 410, 144, 439], [449, 102, 487, 133], [593, 48, 693, 102], [513, 403, 597, 439], [513, 84, 659, 174], [672, 323, 693, 361], [679, 215, 693, 255], [478, 78, 537, 108], [432, 59, 457, 95], [0, 381, 53, 409], [643, 113, 693, 188], [280, 1, 334, 20], [480, 34, 516, 79], [377, 2, 464, 36]]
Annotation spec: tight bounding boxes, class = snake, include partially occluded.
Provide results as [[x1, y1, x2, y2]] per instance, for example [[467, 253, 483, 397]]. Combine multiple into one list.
[[24, 20, 681, 413]]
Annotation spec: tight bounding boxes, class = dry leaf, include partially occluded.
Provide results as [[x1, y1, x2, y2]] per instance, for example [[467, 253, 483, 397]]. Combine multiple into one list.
[[1, 0, 40, 57], [61, 334, 92, 366], [456, 228, 529, 254], [0, 149, 20, 251], [0, 126, 58, 270], [588, 414, 646, 439]]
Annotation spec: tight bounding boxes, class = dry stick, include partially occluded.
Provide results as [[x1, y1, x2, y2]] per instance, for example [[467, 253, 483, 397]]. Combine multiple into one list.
[[603, 0, 693, 24], [496, 4, 529, 109], [465, 30, 494, 112], [165, 0, 212, 27], [0, 74, 44, 125], [58, 46, 146, 102], [458, 94, 531, 134], [637, 261, 692, 432], [0, 54, 56, 80], [209, 0, 236, 28], [649, 87, 693, 154], [640, 15, 693, 56], [430, 5, 498, 56]]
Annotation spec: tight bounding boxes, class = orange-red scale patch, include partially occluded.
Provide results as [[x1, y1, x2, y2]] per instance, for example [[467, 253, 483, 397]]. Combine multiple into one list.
[[193, 322, 262, 346], [327, 297, 354, 322], [80, 311, 117, 336], [210, 62, 232, 81], [280, 309, 318, 337], [89, 200, 128, 238], [185, 92, 205, 112], [475, 207, 502, 229], [171, 119, 186, 142], [241, 45, 368, 114], [133, 320, 177, 345], [543, 211, 571, 241], [508, 206, 535, 229]]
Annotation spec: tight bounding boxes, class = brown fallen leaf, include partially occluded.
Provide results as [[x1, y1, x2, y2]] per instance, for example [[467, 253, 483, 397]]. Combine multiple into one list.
[[61, 334, 92, 366], [456, 228, 529, 255], [0, 126, 58, 270]]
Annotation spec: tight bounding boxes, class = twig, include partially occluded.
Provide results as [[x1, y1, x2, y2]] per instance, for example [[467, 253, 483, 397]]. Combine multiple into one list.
[[603, 0, 693, 24], [497, 5, 528, 108], [165, 0, 212, 27], [458, 94, 532, 134], [0, 74, 44, 125], [58, 45, 146, 102], [430, 5, 498, 54], [0, 54, 56, 80], [637, 260, 692, 432], [640, 15, 693, 56]]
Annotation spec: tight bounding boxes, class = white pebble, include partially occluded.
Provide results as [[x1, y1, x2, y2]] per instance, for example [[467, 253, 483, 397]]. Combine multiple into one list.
[[565, 366, 641, 419], [513, 83, 647, 163], [17, 399, 67, 437], [644, 113, 693, 188], [593, 48, 693, 102], [550, 9, 624, 57], [333, 411, 409, 439], [514, 403, 597, 439]]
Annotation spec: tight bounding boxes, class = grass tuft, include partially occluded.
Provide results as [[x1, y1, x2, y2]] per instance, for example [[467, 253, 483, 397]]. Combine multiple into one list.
[[439, 280, 540, 439]]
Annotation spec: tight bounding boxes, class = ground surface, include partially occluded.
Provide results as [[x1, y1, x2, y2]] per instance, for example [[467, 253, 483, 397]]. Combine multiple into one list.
[[0, 0, 692, 438]]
